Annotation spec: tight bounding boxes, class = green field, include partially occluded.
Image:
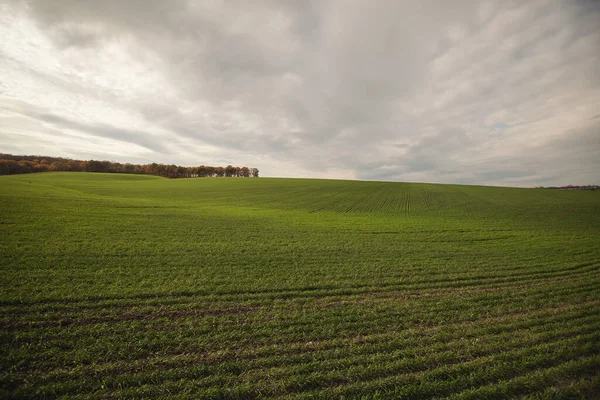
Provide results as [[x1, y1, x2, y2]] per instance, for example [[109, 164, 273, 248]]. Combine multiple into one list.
[[1, 172, 599, 399]]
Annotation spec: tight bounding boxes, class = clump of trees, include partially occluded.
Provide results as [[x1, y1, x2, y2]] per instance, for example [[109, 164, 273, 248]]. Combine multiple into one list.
[[536, 185, 598, 190], [0, 153, 258, 179]]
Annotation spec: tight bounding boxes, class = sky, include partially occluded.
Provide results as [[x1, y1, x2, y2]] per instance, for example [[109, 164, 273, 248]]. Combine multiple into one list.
[[0, 0, 599, 186]]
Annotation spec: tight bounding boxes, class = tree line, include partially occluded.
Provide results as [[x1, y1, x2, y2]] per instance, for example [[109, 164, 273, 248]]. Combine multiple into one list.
[[0, 153, 258, 178], [536, 185, 598, 190]]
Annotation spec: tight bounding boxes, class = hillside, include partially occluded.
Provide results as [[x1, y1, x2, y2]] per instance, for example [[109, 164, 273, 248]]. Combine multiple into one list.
[[1, 173, 599, 398]]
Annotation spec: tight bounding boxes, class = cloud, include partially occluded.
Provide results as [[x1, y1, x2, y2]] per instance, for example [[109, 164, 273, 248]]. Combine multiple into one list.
[[0, 0, 599, 185], [34, 111, 167, 153]]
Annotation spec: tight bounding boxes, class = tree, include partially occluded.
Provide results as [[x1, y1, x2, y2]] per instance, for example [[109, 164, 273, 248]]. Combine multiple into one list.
[[50, 161, 66, 171], [123, 163, 135, 174], [225, 165, 236, 177], [85, 160, 105, 172], [251, 168, 259, 177]]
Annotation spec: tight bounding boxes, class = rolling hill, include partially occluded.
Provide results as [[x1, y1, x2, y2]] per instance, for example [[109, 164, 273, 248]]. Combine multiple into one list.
[[1, 172, 599, 398]]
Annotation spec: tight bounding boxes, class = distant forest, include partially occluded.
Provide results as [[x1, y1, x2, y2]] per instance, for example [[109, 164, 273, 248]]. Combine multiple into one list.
[[0, 153, 259, 178], [537, 185, 599, 190]]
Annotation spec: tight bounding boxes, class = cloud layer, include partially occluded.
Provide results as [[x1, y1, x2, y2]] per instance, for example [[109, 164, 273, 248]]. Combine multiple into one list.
[[1, 0, 599, 185]]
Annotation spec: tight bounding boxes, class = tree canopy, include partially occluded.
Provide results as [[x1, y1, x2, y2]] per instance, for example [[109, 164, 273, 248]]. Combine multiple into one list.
[[0, 153, 258, 179]]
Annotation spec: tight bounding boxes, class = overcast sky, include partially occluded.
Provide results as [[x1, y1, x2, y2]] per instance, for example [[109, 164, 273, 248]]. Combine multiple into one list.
[[1, 0, 599, 186]]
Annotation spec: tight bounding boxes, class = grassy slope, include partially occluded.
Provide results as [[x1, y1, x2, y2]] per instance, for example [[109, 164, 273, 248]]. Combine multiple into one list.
[[1, 172, 599, 399]]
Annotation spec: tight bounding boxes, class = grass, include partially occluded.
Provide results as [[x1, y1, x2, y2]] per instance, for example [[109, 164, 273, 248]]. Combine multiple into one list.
[[1, 172, 599, 399]]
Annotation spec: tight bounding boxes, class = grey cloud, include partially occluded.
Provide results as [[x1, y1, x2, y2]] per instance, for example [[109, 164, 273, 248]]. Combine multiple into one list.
[[50, 24, 104, 49], [356, 118, 600, 186], [1, 0, 599, 185], [33, 112, 167, 154]]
